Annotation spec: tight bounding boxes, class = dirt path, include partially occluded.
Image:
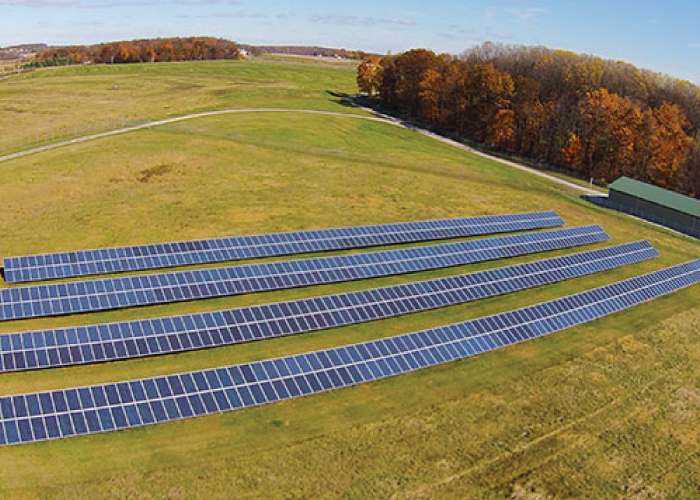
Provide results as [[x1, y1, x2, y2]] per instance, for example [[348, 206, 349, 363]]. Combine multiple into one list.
[[0, 106, 601, 196]]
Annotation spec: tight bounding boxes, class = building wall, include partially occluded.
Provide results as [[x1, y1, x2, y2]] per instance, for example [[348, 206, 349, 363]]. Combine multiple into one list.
[[608, 190, 699, 238]]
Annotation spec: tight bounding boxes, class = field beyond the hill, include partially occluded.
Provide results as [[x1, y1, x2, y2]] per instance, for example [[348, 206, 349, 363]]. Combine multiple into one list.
[[0, 58, 698, 500], [0, 56, 366, 154]]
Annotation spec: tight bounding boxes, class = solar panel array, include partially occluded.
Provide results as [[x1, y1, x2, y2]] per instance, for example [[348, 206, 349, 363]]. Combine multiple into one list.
[[0, 259, 696, 446], [0, 241, 658, 373], [3, 211, 564, 283], [0, 225, 608, 322]]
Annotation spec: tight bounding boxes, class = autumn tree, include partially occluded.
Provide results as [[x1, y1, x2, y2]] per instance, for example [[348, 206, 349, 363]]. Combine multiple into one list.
[[418, 67, 444, 123], [34, 37, 241, 65], [560, 133, 583, 168], [459, 63, 514, 143], [392, 49, 443, 117], [488, 109, 516, 151], [646, 102, 691, 187], [575, 88, 643, 180], [356, 56, 382, 96], [363, 43, 699, 196]]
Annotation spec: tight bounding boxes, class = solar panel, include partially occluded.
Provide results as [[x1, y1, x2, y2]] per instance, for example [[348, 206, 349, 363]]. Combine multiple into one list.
[[3, 211, 564, 283], [0, 225, 608, 322], [1, 259, 697, 446], [0, 241, 658, 373]]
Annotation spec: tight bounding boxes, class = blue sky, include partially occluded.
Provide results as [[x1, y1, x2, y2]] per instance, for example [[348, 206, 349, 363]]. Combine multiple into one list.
[[1, 0, 698, 83]]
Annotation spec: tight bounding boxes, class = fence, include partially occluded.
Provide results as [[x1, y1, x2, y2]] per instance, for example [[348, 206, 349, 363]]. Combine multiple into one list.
[[0, 60, 34, 80], [1, 62, 151, 157], [0, 117, 151, 158]]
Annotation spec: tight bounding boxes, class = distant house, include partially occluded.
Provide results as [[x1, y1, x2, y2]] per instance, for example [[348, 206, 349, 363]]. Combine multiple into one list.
[[607, 176, 700, 238], [238, 49, 248, 58]]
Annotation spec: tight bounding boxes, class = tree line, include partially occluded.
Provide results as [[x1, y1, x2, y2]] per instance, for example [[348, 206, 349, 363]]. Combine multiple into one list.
[[29, 37, 241, 66], [358, 43, 700, 197]]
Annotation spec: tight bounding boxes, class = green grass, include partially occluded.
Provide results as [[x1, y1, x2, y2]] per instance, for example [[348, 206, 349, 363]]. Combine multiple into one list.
[[0, 57, 363, 153], [544, 169, 608, 192], [0, 60, 698, 499]]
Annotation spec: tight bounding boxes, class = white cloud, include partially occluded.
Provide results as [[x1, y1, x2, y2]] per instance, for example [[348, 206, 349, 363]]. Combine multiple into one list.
[[508, 6, 544, 21], [383, 17, 417, 26]]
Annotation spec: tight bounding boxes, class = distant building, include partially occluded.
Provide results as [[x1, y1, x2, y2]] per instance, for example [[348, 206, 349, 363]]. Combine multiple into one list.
[[607, 176, 700, 238]]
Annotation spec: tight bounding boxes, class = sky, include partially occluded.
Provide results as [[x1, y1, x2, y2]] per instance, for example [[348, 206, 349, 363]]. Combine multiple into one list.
[[1, 0, 699, 83]]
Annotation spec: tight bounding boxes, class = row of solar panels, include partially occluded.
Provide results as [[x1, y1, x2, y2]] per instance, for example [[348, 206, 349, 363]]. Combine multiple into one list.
[[2, 211, 564, 283], [0, 225, 607, 322], [0, 212, 697, 445], [0, 241, 659, 373]]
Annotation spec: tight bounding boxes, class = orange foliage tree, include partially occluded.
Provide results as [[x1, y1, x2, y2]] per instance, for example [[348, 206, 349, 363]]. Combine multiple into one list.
[[35, 37, 241, 65], [575, 88, 643, 180], [356, 56, 383, 96], [560, 133, 583, 168], [365, 43, 698, 196], [646, 102, 691, 187], [488, 109, 516, 151]]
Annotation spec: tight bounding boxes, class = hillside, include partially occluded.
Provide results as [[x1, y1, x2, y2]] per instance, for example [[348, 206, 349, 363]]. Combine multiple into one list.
[[0, 58, 362, 155]]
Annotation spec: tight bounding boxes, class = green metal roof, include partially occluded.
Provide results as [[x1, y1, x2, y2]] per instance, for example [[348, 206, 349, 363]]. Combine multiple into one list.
[[608, 176, 700, 218]]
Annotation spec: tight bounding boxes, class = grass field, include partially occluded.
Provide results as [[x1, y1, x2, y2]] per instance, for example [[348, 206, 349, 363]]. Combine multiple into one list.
[[0, 57, 364, 153], [0, 59, 699, 499]]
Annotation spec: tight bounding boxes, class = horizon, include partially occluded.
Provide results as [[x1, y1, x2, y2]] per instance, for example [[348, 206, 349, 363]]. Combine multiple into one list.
[[5, 36, 700, 88], [1, 0, 698, 85]]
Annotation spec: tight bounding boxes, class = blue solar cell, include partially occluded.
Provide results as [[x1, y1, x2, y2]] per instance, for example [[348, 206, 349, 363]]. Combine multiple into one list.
[[0, 241, 656, 373], [4, 212, 564, 283], [0, 226, 608, 323]]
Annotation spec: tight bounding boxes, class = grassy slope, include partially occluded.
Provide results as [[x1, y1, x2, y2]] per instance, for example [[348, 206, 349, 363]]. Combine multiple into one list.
[[0, 60, 698, 499], [0, 57, 363, 152]]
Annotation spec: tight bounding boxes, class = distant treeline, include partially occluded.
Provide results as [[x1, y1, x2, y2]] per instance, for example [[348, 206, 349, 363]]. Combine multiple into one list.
[[27, 39, 368, 68], [29, 37, 241, 66], [358, 43, 700, 197]]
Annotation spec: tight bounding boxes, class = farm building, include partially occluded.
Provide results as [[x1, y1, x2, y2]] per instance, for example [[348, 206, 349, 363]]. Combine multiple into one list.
[[607, 176, 700, 238]]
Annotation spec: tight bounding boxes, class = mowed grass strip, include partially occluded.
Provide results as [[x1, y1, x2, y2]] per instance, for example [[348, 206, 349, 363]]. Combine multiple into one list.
[[0, 102, 698, 498]]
